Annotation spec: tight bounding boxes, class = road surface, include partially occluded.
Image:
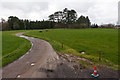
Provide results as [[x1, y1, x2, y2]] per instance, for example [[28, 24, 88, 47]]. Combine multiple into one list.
[[3, 32, 59, 78]]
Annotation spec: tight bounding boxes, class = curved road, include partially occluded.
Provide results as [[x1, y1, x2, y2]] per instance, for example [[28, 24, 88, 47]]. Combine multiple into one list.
[[3, 32, 59, 78]]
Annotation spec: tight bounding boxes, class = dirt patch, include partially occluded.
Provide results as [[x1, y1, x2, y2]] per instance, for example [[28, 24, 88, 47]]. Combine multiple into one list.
[[51, 52, 119, 78]]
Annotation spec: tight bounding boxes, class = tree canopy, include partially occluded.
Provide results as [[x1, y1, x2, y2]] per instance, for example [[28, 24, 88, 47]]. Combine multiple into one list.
[[49, 8, 77, 24]]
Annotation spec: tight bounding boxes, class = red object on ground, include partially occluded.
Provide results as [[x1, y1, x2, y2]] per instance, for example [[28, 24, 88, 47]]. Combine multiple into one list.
[[91, 66, 99, 77], [93, 66, 97, 75]]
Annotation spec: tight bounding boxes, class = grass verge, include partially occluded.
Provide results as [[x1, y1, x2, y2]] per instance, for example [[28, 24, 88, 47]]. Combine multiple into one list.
[[2, 31, 31, 66]]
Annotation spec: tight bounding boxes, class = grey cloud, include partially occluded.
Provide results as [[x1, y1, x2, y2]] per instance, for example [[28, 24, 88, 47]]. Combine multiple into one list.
[[1, 2, 49, 13], [52, 1, 96, 13], [0, 0, 119, 25]]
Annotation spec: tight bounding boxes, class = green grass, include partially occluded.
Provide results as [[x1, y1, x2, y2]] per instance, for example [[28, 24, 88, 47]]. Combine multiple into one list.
[[24, 29, 119, 69], [2, 30, 31, 66]]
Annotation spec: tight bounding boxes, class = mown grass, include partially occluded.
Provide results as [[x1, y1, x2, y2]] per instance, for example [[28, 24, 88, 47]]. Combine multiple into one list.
[[24, 29, 119, 69], [2, 31, 31, 66]]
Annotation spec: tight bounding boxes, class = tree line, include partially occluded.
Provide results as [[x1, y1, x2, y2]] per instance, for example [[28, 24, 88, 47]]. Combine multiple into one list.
[[1, 8, 95, 31], [1, 16, 55, 31]]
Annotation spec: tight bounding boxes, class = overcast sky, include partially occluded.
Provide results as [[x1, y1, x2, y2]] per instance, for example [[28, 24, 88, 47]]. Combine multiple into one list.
[[0, 0, 119, 25]]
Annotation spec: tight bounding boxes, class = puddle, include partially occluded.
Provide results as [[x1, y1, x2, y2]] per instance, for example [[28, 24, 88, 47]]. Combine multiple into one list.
[[17, 74, 21, 78], [19, 35, 29, 39], [31, 63, 35, 66], [81, 52, 85, 54], [79, 51, 85, 54]]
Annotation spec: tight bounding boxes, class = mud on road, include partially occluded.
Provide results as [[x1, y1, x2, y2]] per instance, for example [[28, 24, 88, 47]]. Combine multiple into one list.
[[2, 32, 119, 79]]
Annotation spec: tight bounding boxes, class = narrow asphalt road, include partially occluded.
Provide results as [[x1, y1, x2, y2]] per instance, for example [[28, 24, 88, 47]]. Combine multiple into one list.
[[2, 32, 59, 78]]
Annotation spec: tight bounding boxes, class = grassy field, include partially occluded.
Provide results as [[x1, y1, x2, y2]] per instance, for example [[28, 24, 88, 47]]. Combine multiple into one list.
[[2, 31, 31, 66], [24, 29, 118, 69]]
